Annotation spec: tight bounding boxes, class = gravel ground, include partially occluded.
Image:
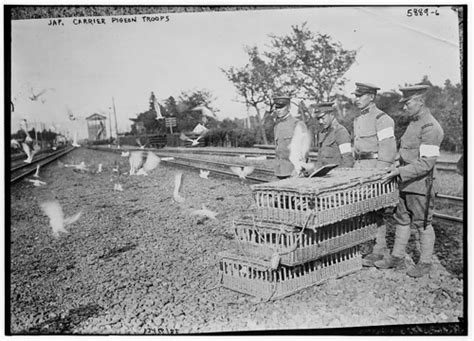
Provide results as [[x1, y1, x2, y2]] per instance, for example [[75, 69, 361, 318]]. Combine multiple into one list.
[[8, 148, 465, 335]]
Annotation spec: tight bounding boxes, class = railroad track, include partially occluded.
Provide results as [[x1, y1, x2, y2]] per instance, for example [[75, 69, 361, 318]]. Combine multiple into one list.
[[10, 146, 76, 183], [88, 145, 464, 223]]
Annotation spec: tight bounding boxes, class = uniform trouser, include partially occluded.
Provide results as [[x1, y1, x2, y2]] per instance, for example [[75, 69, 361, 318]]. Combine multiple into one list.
[[391, 191, 435, 264]]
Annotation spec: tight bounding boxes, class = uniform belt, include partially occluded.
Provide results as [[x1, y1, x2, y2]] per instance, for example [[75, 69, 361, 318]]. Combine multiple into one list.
[[354, 152, 378, 160]]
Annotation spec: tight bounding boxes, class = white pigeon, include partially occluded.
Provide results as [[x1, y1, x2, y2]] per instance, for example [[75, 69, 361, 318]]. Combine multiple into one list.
[[129, 151, 144, 175], [33, 164, 40, 178], [114, 183, 124, 191], [39, 200, 82, 238], [97, 163, 103, 173], [136, 168, 148, 176], [11, 139, 21, 149], [142, 152, 161, 173], [191, 105, 216, 118], [199, 169, 210, 179], [288, 121, 313, 175], [27, 179, 46, 187], [52, 146, 57, 150], [22, 142, 38, 163], [121, 151, 130, 157], [136, 138, 146, 149], [179, 132, 206, 146], [190, 204, 218, 220], [72, 131, 80, 147], [230, 166, 255, 179], [173, 172, 185, 203], [65, 161, 88, 171]]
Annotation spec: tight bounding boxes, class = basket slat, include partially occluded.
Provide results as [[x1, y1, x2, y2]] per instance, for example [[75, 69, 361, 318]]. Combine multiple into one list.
[[220, 246, 362, 300]]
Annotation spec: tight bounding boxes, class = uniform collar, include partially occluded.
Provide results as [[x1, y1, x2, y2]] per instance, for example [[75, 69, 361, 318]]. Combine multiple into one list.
[[416, 106, 431, 120], [276, 113, 291, 122], [360, 102, 375, 115]]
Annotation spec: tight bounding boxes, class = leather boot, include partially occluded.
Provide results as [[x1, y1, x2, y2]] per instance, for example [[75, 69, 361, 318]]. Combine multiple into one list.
[[374, 255, 405, 270], [407, 263, 432, 278], [362, 253, 384, 267]]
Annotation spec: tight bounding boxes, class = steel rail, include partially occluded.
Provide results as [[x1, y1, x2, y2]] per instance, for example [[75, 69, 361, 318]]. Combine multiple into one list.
[[10, 147, 76, 183], [87, 145, 464, 223]]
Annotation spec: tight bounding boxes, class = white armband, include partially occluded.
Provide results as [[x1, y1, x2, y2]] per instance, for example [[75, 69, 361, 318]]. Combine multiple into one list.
[[338, 143, 352, 154], [377, 127, 394, 141], [419, 144, 440, 157]]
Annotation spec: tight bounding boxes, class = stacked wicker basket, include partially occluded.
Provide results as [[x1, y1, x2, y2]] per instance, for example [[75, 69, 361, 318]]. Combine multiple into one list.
[[218, 168, 399, 300]]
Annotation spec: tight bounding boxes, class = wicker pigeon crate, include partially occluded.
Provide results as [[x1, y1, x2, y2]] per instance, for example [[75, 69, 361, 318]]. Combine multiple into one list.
[[251, 168, 398, 228], [219, 246, 361, 300], [232, 211, 382, 266]]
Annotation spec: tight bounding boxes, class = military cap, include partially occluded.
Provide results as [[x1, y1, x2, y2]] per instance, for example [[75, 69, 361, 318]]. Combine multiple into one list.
[[353, 82, 380, 97], [399, 84, 430, 103], [315, 102, 335, 118], [273, 96, 291, 109]]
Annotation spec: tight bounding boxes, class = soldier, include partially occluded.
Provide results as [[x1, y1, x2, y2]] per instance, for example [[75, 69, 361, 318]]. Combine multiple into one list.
[[375, 85, 444, 278], [352, 82, 397, 267], [273, 96, 308, 179], [314, 102, 354, 168]]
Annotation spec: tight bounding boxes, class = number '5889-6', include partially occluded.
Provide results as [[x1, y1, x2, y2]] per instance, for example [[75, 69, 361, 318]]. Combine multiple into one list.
[[407, 8, 439, 17]]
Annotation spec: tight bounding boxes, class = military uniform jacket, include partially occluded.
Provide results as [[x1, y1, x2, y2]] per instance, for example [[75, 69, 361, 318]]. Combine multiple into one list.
[[353, 104, 397, 168], [274, 115, 300, 177], [398, 107, 444, 195], [317, 119, 354, 167]]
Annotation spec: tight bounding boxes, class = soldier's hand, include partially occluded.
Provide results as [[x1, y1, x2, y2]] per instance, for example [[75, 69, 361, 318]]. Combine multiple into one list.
[[381, 168, 400, 183]]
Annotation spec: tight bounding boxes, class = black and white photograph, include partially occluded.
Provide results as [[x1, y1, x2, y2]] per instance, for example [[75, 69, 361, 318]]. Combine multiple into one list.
[[5, 3, 467, 336]]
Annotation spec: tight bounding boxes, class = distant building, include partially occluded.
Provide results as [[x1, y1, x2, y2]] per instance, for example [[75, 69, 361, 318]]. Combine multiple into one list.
[[86, 113, 107, 141]]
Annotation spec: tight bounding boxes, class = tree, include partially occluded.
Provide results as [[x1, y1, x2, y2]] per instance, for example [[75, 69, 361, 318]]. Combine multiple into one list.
[[265, 22, 357, 102], [222, 46, 274, 144], [176, 89, 217, 132]]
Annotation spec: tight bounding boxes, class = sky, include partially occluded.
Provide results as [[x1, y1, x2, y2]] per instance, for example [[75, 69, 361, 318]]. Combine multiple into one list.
[[10, 5, 461, 139]]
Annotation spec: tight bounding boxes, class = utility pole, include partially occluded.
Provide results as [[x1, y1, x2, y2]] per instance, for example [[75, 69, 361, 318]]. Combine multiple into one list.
[[112, 97, 119, 145], [108, 106, 113, 141]]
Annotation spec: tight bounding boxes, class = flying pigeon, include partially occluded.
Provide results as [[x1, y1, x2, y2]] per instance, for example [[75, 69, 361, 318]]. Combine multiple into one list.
[[190, 204, 218, 220], [114, 183, 124, 191], [39, 200, 82, 238], [230, 166, 255, 179], [72, 132, 80, 147], [179, 132, 206, 147], [33, 164, 40, 178], [191, 105, 216, 118], [288, 121, 313, 176], [22, 142, 39, 163], [141, 152, 161, 173], [29, 87, 48, 101], [199, 169, 210, 179], [136, 168, 148, 176], [173, 172, 185, 203], [27, 179, 46, 187], [65, 161, 89, 172], [11, 139, 21, 149], [129, 151, 145, 175]]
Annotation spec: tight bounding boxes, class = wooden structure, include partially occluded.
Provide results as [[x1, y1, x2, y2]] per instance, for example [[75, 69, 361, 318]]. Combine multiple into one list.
[[86, 113, 107, 141]]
